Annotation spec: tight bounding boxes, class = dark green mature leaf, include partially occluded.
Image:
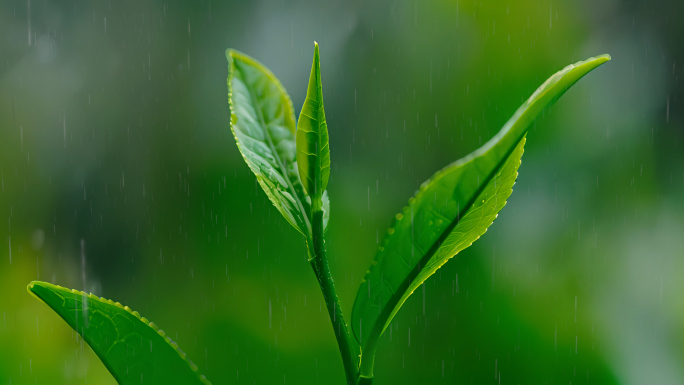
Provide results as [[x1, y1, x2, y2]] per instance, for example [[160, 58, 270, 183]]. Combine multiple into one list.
[[227, 49, 329, 239], [296, 42, 330, 204], [352, 54, 611, 352], [28, 281, 211, 385]]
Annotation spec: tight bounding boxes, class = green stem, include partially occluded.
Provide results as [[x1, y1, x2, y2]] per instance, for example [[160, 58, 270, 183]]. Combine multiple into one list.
[[358, 332, 378, 383], [309, 207, 359, 384]]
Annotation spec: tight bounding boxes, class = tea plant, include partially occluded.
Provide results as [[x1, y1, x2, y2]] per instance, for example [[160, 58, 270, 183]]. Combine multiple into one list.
[[28, 43, 610, 384]]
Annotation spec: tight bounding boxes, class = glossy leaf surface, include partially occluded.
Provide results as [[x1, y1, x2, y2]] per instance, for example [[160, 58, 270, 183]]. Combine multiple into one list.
[[28, 281, 211, 385], [296, 42, 330, 202], [352, 54, 611, 350], [227, 49, 330, 237]]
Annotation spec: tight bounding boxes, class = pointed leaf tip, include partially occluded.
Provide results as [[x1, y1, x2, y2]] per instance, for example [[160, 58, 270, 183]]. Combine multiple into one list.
[[296, 42, 330, 201]]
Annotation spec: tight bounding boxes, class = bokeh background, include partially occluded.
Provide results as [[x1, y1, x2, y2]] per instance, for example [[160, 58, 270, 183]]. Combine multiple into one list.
[[1, 0, 682, 384]]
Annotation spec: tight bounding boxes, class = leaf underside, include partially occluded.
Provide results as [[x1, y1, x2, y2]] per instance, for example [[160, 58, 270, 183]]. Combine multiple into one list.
[[227, 49, 329, 237], [351, 54, 611, 348], [296, 42, 331, 201], [28, 281, 211, 385]]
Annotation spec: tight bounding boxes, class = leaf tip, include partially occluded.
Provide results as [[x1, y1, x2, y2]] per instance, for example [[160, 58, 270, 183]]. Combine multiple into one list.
[[584, 53, 611, 68], [226, 49, 247, 65], [27, 280, 47, 296], [225, 48, 236, 62], [27, 281, 58, 305], [313, 41, 320, 60], [27, 281, 39, 300]]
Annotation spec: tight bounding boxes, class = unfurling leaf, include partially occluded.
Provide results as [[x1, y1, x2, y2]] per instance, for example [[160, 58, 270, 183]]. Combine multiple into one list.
[[28, 281, 211, 385], [296, 42, 331, 205]]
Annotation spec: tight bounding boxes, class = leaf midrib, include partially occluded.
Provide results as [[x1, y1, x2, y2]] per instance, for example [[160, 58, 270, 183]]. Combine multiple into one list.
[[301, 79, 325, 199], [364, 133, 525, 345], [236, 60, 313, 237]]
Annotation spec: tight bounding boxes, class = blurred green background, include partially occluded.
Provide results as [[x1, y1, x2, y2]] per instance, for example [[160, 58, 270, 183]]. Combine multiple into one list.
[[1, 0, 682, 384]]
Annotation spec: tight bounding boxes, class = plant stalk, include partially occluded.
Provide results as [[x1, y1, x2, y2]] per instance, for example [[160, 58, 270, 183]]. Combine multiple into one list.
[[309, 207, 359, 384], [358, 333, 378, 384]]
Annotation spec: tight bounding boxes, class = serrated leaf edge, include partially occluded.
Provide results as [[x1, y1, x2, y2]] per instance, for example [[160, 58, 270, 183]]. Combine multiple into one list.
[[28, 281, 212, 385]]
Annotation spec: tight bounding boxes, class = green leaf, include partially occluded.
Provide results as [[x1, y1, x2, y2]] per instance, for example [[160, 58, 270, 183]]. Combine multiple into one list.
[[27, 281, 211, 385], [352, 54, 611, 361], [227, 49, 330, 239], [296, 42, 331, 204]]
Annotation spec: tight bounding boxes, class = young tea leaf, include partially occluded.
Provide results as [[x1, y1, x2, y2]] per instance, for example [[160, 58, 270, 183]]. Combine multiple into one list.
[[352, 54, 611, 370], [296, 42, 330, 205], [227, 49, 330, 240], [28, 281, 211, 385]]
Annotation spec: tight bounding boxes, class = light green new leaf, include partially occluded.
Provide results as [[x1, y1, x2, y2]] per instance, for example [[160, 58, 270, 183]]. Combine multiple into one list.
[[227, 49, 329, 238], [296, 42, 330, 203], [28, 281, 211, 385], [352, 55, 611, 366]]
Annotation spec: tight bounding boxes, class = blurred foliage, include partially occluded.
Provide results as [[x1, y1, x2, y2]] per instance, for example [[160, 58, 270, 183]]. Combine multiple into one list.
[[0, 0, 682, 384]]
